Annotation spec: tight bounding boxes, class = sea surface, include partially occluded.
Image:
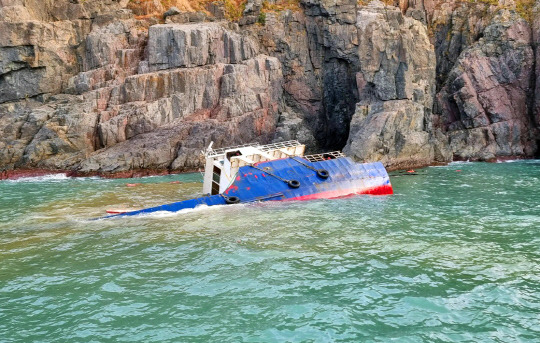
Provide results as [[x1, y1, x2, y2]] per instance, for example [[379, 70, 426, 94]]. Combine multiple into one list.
[[0, 161, 539, 342]]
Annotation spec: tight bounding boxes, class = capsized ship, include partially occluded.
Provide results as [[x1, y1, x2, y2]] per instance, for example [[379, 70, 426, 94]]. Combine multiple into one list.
[[103, 140, 393, 218]]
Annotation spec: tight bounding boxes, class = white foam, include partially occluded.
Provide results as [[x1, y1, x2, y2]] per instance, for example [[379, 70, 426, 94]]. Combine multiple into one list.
[[119, 202, 240, 219], [5, 173, 70, 183]]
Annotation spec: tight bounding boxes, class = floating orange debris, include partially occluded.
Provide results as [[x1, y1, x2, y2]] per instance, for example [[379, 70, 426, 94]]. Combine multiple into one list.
[[126, 183, 141, 187]]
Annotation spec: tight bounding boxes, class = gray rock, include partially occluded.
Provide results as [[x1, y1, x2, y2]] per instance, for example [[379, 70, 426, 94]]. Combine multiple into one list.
[[257, 11, 323, 152], [273, 110, 317, 150], [344, 101, 444, 169], [148, 23, 259, 70], [290, 0, 361, 150], [163, 6, 181, 18], [207, 1, 226, 20], [78, 55, 283, 173], [239, 15, 258, 26], [0, 19, 92, 103], [244, 0, 263, 16], [188, 11, 207, 22], [344, 3, 450, 169], [164, 10, 207, 24], [0, 2, 284, 174], [164, 12, 190, 24]]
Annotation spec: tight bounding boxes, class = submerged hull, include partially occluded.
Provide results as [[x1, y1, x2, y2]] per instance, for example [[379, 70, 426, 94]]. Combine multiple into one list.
[[102, 157, 392, 218]]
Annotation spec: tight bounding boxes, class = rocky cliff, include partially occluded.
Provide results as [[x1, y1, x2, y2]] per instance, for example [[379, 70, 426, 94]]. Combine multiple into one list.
[[1, 0, 539, 177], [0, 0, 282, 176], [343, 3, 450, 169]]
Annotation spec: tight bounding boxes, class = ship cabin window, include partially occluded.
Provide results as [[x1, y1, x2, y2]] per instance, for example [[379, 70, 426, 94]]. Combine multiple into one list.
[[212, 166, 221, 195], [323, 153, 336, 160], [226, 150, 242, 160]]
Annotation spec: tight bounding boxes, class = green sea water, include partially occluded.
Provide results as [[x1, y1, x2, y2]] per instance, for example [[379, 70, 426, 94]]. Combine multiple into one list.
[[0, 161, 539, 342]]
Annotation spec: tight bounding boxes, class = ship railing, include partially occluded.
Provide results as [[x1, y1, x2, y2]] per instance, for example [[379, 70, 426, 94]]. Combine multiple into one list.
[[304, 151, 346, 162], [204, 142, 260, 157], [259, 140, 302, 152], [204, 140, 302, 158]]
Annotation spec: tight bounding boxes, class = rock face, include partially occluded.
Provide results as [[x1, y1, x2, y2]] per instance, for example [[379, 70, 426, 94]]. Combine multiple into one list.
[[426, 0, 498, 90], [302, 0, 361, 151], [534, 0, 540, 131], [436, 9, 537, 160], [396, 0, 539, 161], [0, 1, 148, 172], [148, 23, 258, 70], [0, 0, 539, 177], [79, 54, 282, 173], [258, 0, 361, 151], [257, 10, 321, 150], [343, 2, 450, 169], [0, 1, 282, 175]]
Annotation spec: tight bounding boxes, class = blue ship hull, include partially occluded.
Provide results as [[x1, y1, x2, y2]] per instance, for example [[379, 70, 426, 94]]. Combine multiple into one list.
[[102, 157, 392, 218]]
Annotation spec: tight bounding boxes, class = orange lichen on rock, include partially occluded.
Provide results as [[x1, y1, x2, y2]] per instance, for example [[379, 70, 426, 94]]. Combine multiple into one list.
[[127, 0, 246, 20], [261, 0, 301, 13]]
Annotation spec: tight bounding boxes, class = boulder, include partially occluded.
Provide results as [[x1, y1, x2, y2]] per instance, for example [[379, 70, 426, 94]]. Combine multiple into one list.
[[345, 101, 439, 169], [163, 6, 181, 18]]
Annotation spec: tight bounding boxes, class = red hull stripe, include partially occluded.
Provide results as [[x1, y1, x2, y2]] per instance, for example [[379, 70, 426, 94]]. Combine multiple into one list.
[[288, 184, 394, 201]]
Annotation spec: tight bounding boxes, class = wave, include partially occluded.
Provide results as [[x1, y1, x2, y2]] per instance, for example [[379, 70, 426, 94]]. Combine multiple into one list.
[[4, 173, 71, 183], [138, 203, 236, 218], [449, 160, 472, 165], [91, 202, 240, 221]]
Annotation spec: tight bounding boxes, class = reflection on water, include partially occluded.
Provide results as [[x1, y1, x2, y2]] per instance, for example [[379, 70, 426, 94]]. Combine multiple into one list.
[[1, 161, 539, 342]]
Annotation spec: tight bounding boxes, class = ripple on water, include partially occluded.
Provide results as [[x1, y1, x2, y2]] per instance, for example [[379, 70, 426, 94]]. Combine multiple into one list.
[[0, 161, 539, 342]]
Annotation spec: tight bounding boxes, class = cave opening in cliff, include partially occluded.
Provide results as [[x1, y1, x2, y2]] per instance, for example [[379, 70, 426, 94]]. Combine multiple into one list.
[[319, 58, 359, 152]]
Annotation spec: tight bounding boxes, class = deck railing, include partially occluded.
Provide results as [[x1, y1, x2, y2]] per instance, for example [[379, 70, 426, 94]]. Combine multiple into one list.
[[259, 140, 301, 152], [304, 151, 345, 162], [204, 140, 302, 157]]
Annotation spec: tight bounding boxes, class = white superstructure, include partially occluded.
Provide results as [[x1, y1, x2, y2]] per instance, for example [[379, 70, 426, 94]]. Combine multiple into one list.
[[202, 141, 306, 195]]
